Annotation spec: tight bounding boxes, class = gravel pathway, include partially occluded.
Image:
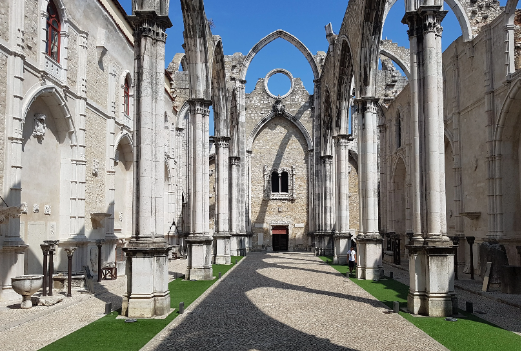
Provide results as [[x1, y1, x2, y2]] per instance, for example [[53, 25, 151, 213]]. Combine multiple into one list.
[[0, 259, 188, 351], [144, 252, 447, 351], [383, 262, 521, 336]]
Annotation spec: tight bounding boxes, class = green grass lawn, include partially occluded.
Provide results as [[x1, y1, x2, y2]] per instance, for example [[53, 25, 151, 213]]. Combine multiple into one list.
[[319, 256, 521, 351], [41, 257, 243, 351]]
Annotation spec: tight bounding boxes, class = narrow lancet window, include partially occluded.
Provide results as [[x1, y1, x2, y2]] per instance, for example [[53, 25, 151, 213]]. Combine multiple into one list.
[[271, 171, 280, 193], [46, 2, 60, 62]]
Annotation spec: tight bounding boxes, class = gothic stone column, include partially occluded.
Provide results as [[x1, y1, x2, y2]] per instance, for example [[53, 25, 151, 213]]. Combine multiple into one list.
[[334, 135, 352, 265], [403, 6, 454, 317], [186, 100, 213, 280], [229, 156, 241, 256], [122, 4, 172, 318], [214, 137, 231, 264], [356, 98, 382, 281]]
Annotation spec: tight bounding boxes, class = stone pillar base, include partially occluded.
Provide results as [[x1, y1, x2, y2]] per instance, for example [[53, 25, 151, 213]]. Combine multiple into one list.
[[214, 234, 231, 265], [186, 236, 213, 280], [407, 243, 455, 317], [333, 232, 352, 264], [123, 240, 170, 318], [314, 232, 334, 256], [230, 234, 249, 256], [356, 235, 383, 280]]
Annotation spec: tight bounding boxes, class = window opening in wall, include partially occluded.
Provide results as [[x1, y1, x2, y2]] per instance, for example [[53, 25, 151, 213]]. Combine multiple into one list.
[[46, 1, 60, 62], [280, 171, 288, 192], [265, 166, 295, 200], [124, 77, 130, 116], [396, 115, 402, 149], [271, 171, 280, 193]]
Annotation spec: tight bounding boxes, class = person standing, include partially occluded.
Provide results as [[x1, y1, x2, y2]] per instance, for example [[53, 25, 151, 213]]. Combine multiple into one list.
[[347, 246, 356, 276]]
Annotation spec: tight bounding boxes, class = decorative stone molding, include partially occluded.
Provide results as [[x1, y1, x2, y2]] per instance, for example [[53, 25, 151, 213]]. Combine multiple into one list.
[[0, 205, 24, 224], [20, 202, 28, 214], [272, 99, 286, 116], [33, 204, 39, 213], [33, 113, 46, 141], [264, 68, 294, 99], [44, 205, 51, 215], [263, 165, 296, 201]]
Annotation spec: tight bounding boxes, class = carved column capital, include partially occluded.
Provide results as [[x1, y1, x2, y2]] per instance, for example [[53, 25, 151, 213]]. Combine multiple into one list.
[[40, 244, 51, 255], [214, 136, 230, 149], [419, 8, 447, 37], [321, 155, 334, 165], [336, 134, 350, 148], [128, 12, 173, 42], [189, 99, 212, 117], [65, 247, 77, 257], [229, 156, 241, 166]]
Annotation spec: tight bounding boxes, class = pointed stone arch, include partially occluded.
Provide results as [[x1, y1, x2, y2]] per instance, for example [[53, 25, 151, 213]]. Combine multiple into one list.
[[379, 44, 411, 79], [240, 29, 319, 82], [114, 130, 133, 169], [382, 0, 473, 42], [21, 85, 77, 146], [247, 111, 312, 153], [211, 37, 228, 137]]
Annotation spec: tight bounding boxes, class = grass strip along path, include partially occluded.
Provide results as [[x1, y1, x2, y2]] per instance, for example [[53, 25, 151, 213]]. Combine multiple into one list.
[[41, 257, 244, 351], [319, 256, 521, 351]]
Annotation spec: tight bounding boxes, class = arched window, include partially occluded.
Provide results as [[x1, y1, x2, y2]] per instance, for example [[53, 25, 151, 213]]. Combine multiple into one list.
[[271, 171, 280, 193], [46, 2, 60, 62], [396, 114, 402, 149], [265, 167, 295, 200], [280, 172, 289, 193], [124, 77, 130, 116]]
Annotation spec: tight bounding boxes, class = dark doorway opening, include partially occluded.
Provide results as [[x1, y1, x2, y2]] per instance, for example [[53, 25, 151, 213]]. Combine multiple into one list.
[[272, 226, 289, 251]]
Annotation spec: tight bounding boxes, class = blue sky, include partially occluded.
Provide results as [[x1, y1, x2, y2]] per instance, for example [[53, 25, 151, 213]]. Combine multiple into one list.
[[118, 0, 510, 134]]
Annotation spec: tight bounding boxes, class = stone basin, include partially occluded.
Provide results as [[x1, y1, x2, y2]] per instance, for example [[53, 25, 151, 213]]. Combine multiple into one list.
[[11, 275, 44, 309]]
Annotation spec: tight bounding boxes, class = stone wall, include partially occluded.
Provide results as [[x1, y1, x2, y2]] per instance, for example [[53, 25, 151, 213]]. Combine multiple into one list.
[[23, 0, 39, 62], [86, 40, 109, 109], [245, 78, 312, 139], [0, 2, 9, 43], [67, 30, 78, 90], [250, 117, 309, 251], [85, 109, 107, 235]]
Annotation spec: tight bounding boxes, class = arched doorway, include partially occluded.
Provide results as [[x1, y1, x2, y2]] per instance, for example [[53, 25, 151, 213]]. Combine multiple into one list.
[[392, 157, 406, 264]]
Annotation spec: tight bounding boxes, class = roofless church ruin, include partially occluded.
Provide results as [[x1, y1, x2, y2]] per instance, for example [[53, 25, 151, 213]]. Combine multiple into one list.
[[1, 0, 521, 320]]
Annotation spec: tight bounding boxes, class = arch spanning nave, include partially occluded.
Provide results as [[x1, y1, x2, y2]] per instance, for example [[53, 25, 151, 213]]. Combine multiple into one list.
[[1, 0, 521, 318]]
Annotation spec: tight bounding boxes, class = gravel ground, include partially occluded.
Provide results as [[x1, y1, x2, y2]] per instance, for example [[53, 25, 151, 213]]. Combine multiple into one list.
[[0, 259, 188, 351], [144, 252, 447, 351], [383, 262, 521, 336]]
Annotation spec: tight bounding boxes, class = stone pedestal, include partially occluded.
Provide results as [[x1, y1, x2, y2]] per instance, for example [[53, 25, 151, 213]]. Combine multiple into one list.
[[407, 244, 455, 317], [230, 234, 249, 256], [356, 236, 383, 280], [0, 245, 27, 302], [214, 234, 231, 265], [123, 241, 170, 318], [186, 236, 213, 280], [333, 233, 352, 264], [314, 232, 334, 256]]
